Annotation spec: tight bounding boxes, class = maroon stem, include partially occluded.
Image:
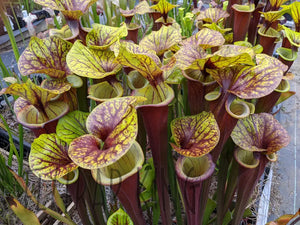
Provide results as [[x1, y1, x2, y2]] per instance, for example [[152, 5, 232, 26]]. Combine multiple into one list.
[[149, 11, 162, 31], [67, 171, 93, 225], [226, 0, 242, 28], [111, 173, 147, 225], [138, 105, 172, 225], [255, 91, 281, 113], [232, 7, 253, 42], [176, 155, 215, 225], [31, 119, 59, 138], [126, 26, 140, 44], [187, 79, 217, 115], [232, 154, 269, 225], [192, 0, 198, 8], [282, 37, 292, 49], [247, 4, 264, 45], [67, 169, 106, 225], [209, 92, 239, 162], [258, 33, 277, 56]]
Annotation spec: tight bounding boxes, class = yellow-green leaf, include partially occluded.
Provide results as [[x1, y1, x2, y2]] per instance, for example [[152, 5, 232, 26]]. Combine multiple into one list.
[[3, 80, 57, 108], [7, 80, 70, 128], [170, 111, 220, 157], [133, 82, 174, 105], [86, 23, 127, 50], [203, 23, 232, 35], [41, 79, 72, 95], [127, 70, 149, 90], [34, 0, 96, 20], [208, 45, 255, 68], [115, 42, 163, 84], [165, 66, 185, 84], [134, 0, 151, 15], [290, 2, 300, 27], [260, 9, 288, 23], [68, 97, 140, 169], [107, 208, 133, 225], [269, 0, 289, 10], [15, 98, 69, 129], [151, 0, 179, 15], [283, 26, 300, 47], [231, 113, 290, 154], [18, 36, 72, 78], [49, 25, 73, 39], [7, 197, 41, 225], [29, 133, 78, 180], [88, 81, 123, 102], [139, 25, 181, 56], [207, 54, 287, 99], [195, 28, 225, 50], [174, 42, 208, 70], [197, 7, 229, 23], [67, 41, 122, 79], [120, 1, 150, 16]]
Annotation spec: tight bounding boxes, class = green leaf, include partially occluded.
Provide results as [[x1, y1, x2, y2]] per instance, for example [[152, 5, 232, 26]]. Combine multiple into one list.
[[7, 197, 41, 225], [56, 110, 89, 144], [52, 184, 70, 218], [68, 97, 141, 169], [197, 7, 229, 23], [107, 208, 133, 225], [170, 111, 220, 157], [86, 23, 127, 50], [231, 113, 290, 154], [222, 211, 233, 225], [203, 198, 217, 225], [139, 25, 181, 56], [139, 158, 155, 190], [140, 190, 152, 202], [18, 36, 72, 78], [29, 133, 78, 180], [276, 91, 296, 105], [67, 41, 122, 79]]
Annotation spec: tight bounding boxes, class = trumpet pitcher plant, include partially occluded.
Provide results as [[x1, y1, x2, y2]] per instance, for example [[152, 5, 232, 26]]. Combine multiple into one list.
[[2, 0, 296, 224]]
